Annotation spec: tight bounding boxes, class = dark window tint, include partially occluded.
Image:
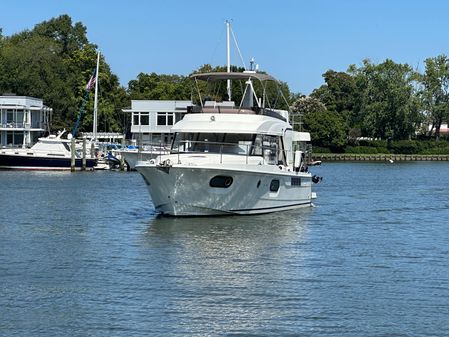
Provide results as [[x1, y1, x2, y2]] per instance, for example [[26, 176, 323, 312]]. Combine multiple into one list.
[[270, 179, 280, 192], [210, 175, 233, 188], [291, 177, 301, 186]]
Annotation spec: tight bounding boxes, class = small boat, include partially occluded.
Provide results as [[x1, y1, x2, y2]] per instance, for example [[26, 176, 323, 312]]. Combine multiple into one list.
[[0, 130, 97, 170], [119, 144, 170, 170]]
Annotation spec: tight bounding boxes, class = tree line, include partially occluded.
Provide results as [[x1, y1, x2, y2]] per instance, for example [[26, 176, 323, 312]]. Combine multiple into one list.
[[293, 57, 449, 151], [1, 15, 449, 150]]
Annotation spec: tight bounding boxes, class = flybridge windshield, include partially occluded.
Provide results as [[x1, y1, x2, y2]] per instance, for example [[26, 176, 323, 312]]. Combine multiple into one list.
[[171, 132, 286, 164]]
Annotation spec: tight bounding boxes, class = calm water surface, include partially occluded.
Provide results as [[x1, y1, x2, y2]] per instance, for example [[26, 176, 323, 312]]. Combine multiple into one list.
[[1, 162, 449, 336]]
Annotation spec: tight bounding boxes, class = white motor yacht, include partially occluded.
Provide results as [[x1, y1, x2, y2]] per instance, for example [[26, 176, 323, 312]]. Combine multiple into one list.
[[0, 130, 97, 170], [136, 71, 320, 216]]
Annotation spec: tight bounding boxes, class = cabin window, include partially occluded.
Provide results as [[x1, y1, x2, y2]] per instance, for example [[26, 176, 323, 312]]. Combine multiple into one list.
[[291, 177, 301, 186], [270, 179, 280, 192], [172, 132, 254, 154], [210, 175, 233, 188]]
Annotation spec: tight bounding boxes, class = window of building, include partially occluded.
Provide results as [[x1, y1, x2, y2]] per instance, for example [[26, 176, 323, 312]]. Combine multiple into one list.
[[6, 131, 23, 146], [140, 113, 149, 125], [7, 110, 14, 123], [157, 112, 174, 126], [133, 113, 139, 126]]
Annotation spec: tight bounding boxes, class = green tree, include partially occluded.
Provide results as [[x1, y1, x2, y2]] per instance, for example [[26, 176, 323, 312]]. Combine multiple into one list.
[[311, 70, 356, 114], [419, 54, 449, 140], [0, 15, 127, 133], [349, 59, 421, 140], [128, 72, 191, 100], [303, 110, 347, 151]]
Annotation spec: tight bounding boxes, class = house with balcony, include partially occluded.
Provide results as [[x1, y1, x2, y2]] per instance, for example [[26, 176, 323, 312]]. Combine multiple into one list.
[[0, 96, 52, 147], [122, 100, 191, 145]]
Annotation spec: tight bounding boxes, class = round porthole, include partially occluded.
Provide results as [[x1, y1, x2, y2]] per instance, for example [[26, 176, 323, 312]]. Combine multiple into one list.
[[210, 175, 233, 188]]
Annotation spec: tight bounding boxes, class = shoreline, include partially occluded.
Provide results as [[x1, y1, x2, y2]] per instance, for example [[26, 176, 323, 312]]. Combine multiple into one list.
[[312, 153, 449, 162]]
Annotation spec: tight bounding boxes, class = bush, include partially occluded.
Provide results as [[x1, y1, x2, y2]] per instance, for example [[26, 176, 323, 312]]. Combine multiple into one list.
[[345, 146, 389, 154], [388, 140, 421, 154]]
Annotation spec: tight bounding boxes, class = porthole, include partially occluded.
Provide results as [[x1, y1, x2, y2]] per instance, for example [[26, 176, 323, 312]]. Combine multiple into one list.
[[270, 179, 280, 192], [210, 175, 233, 188]]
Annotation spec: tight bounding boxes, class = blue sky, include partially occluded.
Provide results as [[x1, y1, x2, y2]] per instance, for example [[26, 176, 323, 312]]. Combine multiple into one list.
[[2, 0, 449, 94]]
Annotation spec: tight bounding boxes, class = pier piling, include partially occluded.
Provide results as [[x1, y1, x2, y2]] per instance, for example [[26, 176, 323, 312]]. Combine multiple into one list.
[[82, 138, 87, 171], [70, 137, 76, 172]]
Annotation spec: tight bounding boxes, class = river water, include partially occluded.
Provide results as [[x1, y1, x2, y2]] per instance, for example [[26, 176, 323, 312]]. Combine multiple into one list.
[[1, 162, 449, 336]]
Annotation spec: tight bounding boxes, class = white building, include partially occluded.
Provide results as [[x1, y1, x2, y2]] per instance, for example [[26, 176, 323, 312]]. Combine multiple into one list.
[[123, 100, 192, 145], [0, 96, 51, 147]]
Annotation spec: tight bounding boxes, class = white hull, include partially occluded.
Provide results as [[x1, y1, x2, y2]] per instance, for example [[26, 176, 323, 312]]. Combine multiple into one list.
[[120, 150, 168, 170], [137, 157, 312, 216]]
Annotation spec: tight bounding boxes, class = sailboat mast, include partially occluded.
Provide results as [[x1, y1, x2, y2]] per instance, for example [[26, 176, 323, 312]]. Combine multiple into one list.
[[226, 21, 231, 101], [93, 51, 100, 141]]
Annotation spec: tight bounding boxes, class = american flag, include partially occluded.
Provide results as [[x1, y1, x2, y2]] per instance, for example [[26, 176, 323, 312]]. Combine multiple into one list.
[[85, 71, 96, 91]]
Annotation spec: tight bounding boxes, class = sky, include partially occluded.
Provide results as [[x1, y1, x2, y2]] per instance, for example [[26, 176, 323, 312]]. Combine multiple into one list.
[[2, 0, 449, 94]]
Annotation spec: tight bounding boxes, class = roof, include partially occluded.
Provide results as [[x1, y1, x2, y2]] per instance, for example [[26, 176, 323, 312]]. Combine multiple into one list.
[[190, 71, 277, 82], [171, 113, 289, 136]]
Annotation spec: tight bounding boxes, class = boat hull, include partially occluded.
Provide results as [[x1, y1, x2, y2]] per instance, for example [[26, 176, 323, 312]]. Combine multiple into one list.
[[136, 164, 313, 216], [0, 153, 97, 170], [120, 150, 163, 170]]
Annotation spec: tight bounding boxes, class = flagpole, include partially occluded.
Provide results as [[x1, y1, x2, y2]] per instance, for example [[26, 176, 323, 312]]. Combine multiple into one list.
[[93, 51, 100, 141]]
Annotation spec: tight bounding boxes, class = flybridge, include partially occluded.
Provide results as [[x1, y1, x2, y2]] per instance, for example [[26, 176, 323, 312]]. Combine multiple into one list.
[[188, 71, 288, 122]]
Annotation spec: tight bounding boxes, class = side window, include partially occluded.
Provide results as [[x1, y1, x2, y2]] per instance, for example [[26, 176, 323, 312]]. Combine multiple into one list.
[[270, 179, 280, 192], [210, 175, 233, 188]]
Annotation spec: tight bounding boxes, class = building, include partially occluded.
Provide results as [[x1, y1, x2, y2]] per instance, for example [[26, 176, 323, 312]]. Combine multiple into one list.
[[123, 100, 192, 145], [0, 96, 52, 147]]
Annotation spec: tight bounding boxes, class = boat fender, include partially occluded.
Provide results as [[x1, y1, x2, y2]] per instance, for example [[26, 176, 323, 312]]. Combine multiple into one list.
[[159, 159, 172, 167], [312, 175, 322, 184]]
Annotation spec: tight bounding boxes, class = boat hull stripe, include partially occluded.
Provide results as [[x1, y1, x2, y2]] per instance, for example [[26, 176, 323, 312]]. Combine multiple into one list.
[[230, 201, 311, 212]]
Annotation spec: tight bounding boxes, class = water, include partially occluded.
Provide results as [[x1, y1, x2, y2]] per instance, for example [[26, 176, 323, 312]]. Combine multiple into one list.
[[1, 162, 449, 336]]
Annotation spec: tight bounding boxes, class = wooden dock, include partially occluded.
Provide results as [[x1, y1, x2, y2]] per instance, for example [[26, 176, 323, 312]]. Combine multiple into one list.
[[312, 153, 449, 162]]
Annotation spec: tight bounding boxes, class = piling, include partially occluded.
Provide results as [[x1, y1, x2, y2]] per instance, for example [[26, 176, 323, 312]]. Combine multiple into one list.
[[90, 141, 95, 158], [71, 137, 76, 172], [82, 137, 87, 170], [120, 136, 126, 171]]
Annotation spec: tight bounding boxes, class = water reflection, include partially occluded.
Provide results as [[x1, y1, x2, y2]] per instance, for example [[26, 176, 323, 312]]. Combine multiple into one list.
[[142, 209, 314, 334]]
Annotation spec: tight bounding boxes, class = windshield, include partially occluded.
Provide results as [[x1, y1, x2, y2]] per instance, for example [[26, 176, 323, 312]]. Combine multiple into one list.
[[172, 132, 285, 164]]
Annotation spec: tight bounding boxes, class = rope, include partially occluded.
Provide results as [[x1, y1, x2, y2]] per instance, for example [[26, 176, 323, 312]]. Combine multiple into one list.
[[230, 27, 246, 70]]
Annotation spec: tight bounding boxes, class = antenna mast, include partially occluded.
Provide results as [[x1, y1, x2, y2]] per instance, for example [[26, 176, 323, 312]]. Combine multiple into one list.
[[226, 20, 231, 101], [93, 51, 100, 141]]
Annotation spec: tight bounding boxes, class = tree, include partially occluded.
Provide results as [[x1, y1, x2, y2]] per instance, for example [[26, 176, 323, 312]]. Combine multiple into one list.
[[303, 110, 347, 151], [419, 55, 449, 140], [311, 70, 356, 114], [127, 72, 191, 100], [349, 59, 421, 140], [290, 95, 326, 116], [0, 15, 127, 133]]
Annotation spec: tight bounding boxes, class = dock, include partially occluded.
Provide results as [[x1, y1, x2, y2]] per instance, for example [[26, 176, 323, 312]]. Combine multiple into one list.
[[312, 154, 449, 162]]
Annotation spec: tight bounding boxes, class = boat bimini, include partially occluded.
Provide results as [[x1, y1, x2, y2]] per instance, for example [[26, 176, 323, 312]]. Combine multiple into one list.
[[135, 70, 320, 216]]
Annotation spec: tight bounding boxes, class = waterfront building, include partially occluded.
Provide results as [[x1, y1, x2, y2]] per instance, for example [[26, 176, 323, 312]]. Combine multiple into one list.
[[0, 96, 52, 148], [123, 100, 192, 145]]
